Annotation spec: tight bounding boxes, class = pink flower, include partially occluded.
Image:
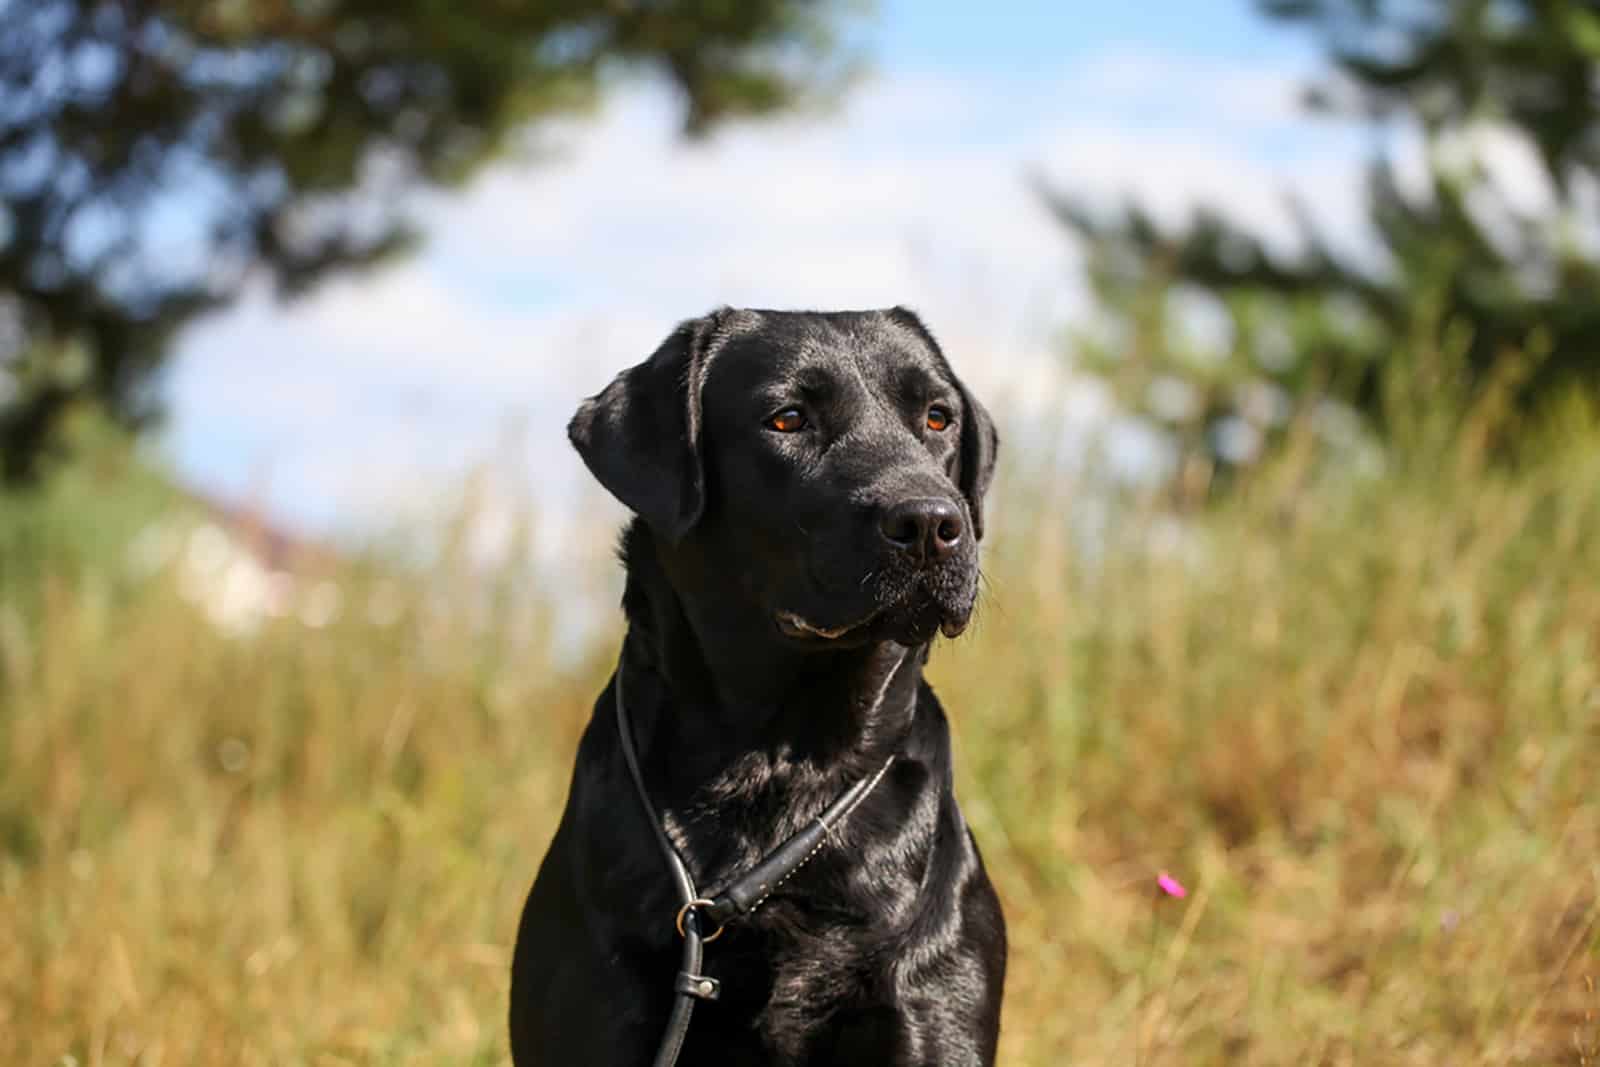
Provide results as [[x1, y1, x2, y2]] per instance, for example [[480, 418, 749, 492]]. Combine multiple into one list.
[[1157, 871, 1187, 899]]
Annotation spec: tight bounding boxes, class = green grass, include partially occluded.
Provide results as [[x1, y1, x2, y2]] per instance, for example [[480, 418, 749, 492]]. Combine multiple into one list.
[[2, 402, 1598, 1065]]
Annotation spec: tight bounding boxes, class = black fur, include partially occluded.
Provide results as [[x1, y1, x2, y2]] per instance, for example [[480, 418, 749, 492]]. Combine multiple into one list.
[[510, 308, 1006, 1065]]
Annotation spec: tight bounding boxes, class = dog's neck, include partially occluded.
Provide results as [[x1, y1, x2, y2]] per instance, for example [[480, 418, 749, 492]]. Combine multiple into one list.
[[617, 520, 925, 807]]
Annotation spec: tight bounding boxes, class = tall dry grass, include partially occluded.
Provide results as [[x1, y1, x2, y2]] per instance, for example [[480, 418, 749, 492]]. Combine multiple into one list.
[[2, 391, 1598, 1064]]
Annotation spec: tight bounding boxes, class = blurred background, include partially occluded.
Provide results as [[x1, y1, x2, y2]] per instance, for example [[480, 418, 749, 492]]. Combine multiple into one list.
[[3, 1, 1598, 1063]]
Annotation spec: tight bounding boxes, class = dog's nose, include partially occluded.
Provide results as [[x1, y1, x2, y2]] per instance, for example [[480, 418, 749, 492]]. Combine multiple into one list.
[[879, 497, 964, 563]]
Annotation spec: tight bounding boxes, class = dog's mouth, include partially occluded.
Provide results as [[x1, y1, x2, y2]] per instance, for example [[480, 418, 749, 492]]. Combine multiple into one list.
[[775, 602, 968, 644], [775, 609, 875, 641]]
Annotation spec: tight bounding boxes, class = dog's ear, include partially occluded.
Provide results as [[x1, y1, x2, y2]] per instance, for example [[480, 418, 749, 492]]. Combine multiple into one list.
[[954, 377, 999, 540], [568, 313, 724, 544], [888, 307, 1000, 540]]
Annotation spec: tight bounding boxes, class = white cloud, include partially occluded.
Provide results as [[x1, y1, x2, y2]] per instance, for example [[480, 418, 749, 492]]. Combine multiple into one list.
[[1032, 50, 1374, 257], [1472, 124, 1554, 216], [1066, 48, 1311, 128], [165, 50, 1373, 538]]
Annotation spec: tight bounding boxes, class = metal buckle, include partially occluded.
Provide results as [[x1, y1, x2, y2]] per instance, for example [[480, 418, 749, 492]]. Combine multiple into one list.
[[675, 898, 725, 943]]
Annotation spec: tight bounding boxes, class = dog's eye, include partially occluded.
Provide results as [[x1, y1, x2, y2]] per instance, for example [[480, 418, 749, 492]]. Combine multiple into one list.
[[767, 408, 808, 433], [926, 406, 952, 432]]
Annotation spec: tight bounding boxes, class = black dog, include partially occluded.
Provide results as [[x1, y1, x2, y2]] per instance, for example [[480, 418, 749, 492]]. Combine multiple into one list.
[[510, 308, 1006, 1065]]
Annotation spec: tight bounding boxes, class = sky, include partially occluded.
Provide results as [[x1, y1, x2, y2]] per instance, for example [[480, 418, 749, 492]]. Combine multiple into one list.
[[161, 1, 1374, 557]]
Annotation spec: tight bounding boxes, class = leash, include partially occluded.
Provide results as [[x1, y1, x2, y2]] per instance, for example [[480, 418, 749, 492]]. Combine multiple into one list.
[[613, 664, 895, 1067]]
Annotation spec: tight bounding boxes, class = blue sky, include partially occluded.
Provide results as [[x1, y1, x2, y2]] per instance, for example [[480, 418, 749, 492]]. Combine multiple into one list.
[[872, 1, 1314, 69], [162, 2, 1369, 556]]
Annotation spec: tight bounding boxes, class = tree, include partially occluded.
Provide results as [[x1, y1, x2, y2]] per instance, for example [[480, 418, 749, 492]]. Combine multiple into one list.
[[0, 0, 852, 482], [1046, 0, 1600, 478]]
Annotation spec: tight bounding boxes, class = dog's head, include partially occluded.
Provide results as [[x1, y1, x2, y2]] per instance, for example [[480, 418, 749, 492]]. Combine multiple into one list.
[[569, 307, 997, 648]]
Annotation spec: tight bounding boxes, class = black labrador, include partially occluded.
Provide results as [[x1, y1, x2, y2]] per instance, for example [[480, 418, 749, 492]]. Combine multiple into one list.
[[510, 307, 1006, 1065]]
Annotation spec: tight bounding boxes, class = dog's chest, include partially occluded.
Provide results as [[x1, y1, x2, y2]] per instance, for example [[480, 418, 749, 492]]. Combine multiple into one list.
[[681, 832, 946, 1064], [661, 756, 973, 1063], [685, 920, 910, 1065]]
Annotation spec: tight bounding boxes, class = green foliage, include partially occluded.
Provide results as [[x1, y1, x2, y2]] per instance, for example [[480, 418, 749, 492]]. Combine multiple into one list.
[[0, 413, 180, 609], [2, 390, 1598, 1063], [1048, 0, 1600, 480], [0, 0, 856, 482]]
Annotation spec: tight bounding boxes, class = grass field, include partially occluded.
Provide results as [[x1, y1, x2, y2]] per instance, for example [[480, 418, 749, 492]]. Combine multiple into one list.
[[2, 399, 1598, 1065]]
